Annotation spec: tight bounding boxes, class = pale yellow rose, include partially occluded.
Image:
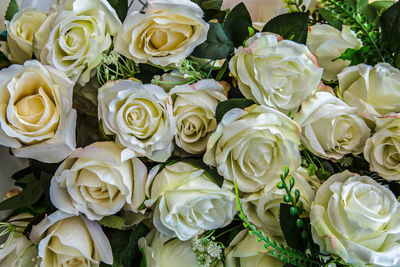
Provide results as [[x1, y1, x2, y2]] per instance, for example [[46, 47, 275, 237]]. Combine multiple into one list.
[[30, 211, 113, 267], [364, 114, 400, 180], [0, 60, 76, 163], [4, 7, 46, 64], [204, 104, 301, 193], [310, 171, 400, 266], [114, 0, 208, 66], [50, 141, 148, 221], [170, 79, 227, 154]]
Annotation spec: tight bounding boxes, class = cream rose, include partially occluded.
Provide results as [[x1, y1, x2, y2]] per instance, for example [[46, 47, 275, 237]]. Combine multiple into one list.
[[145, 162, 236, 241], [30, 211, 113, 267], [337, 63, 400, 121], [293, 92, 370, 160], [364, 114, 400, 180], [98, 80, 175, 162], [229, 32, 323, 114], [242, 167, 317, 237], [310, 171, 400, 266], [114, 0, 208, 66], [222, 230, 283, 267], [204, 104, 301, 193], [0, 60, 76, 163], [138, 229, 199, 267], [307, 24, 362, 81], [50, 141, 148, 221], [3, 8, 46, 64], [34, 0, 121, 86], [170, 79, 227, 154]]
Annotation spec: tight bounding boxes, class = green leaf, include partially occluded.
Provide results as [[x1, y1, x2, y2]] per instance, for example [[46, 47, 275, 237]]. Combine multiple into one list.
[[193, 0, 223, 10], [181, 158, 224, 187], [107, 0, 128, 21], [5, 0, 18, 21], [367, 1, 394, 23], [222, 3, 252, 47], [0, 174, 43, 211], [279, 203, 305, 252], [215, 98, 255, 123], [380, 1, 400, 52], [98, 215, 125, 230], [356, 0, 369, 14], [262, 12, 309, 44], [192, 22, 234, 59], [121, 223, 149, 266], [318, 8, 343, 30]]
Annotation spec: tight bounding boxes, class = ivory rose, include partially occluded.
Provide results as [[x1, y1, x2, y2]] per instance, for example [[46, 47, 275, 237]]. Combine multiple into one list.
[[114, 0, 208, 66], [0, 60, 76, 163], [98, 80, 175, 162], [337, 63, 400, 121], [34, 0, 121, 85], [145, 162, 236, 241], [242, 167, 317, 237], [307, 24, 362, 81], [364, 114, 400, 180], [229, 32, 323, 114], [170, 79, 227, 154], [138, 229, 199, 267], [293, 92, 370, 160], [222, 230, 283, 267], [203, 104, 301, 193], [3, 7, 46, 64], [50, 141, 148, 221], [30, 211, 113, 267], [310, 171, 400, 266]]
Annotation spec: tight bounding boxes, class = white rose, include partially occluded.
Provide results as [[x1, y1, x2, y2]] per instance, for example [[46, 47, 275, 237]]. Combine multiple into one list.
[[338, 63, 400, 121], [30, 211, 113, 267], [138, 229, 199, 267], [170, 79, 227, 154], [114, 0, 208, 66], [204, 104, 301, 193], [34, 0, 121, 86], [310, 171, 400, 266], [293, 92, 370, 160], [364, 114, 400, 180], [307, 24, 362, 81], [0, 235, 39, 267], [98, 80, 175, 162], [242, 167, 317, 237], [229, 32, 323, 114], [3, 8, 46, 64], [0, 60, 76, 163], [222, 230, 283, 267], [50, 141, 148, 221], [145, 162, 236, 241]]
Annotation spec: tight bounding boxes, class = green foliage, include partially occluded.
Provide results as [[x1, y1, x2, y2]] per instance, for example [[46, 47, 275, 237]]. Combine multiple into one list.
[[107, 223, 150, 267], [222, 3, 252, 47], [5, 0, 18, 21], [262, 12, 309, 44], [107, 0, 128, 21], [380, 1, 400, 53], [98, 215, 125, 230], [192, 0, 223, 10], [215, 98, 255, 123], [0, 174, 42, 211], [335, 46, 370, 66], [234, 178, 323, 266], [366, 1, 394, 24], [283, 0, 308, 12], [192, 22, 234, 59], [319, 0, 385, 64]]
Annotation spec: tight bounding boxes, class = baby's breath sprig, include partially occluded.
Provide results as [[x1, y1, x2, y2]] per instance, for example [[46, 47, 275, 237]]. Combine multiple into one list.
[[96, 51, 138, 85], [0, 222, 19, 249], [191, 230, 224, 267], [234, 179, 322, 266]]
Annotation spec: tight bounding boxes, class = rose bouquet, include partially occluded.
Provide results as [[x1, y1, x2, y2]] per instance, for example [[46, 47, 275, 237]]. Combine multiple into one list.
[[0, 0, 400, 266]]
